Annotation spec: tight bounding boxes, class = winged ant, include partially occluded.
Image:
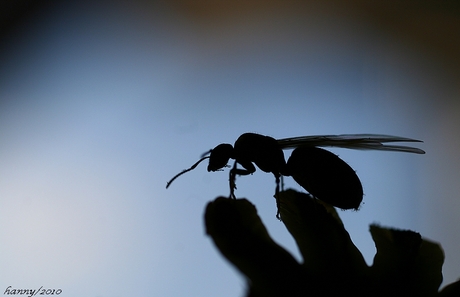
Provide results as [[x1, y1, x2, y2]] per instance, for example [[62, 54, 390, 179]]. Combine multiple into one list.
[[166, 133, 424, 217]]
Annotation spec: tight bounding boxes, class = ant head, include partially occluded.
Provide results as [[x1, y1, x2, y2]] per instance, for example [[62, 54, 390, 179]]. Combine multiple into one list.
[[207, 143, 234, 172], [166, 143, 233, 189]]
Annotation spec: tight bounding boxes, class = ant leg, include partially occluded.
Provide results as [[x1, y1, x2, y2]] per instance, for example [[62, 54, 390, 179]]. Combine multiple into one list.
[[229, 161, 237, 199], [228, 161, 255, 199], [274, 173, 281, 220]]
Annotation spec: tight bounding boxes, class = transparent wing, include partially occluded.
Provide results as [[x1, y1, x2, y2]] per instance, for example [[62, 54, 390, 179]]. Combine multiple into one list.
[[277, 134, 425, 154]]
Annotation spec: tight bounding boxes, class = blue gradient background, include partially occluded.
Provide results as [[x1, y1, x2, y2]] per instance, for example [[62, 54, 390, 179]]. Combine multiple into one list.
[[1, 1, 459, 296]]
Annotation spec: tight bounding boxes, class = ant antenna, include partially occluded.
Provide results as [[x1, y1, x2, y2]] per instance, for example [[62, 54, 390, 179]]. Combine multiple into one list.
[[166, 156, 210, 189], [200, 149, 212, 158]]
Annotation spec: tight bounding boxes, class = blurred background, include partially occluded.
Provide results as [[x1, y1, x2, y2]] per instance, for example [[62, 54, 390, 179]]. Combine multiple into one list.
[[1, 1, 459, 296]]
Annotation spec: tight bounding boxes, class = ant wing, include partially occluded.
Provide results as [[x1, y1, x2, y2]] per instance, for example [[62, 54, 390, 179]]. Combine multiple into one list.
[[277, 134, 425, 154]]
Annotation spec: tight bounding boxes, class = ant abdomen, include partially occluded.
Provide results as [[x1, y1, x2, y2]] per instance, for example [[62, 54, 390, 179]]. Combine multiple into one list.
[[287, 146, 363, 210]]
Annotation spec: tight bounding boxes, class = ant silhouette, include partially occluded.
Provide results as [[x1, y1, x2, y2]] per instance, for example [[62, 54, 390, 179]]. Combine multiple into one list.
[[166, 133, 424, 216]]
